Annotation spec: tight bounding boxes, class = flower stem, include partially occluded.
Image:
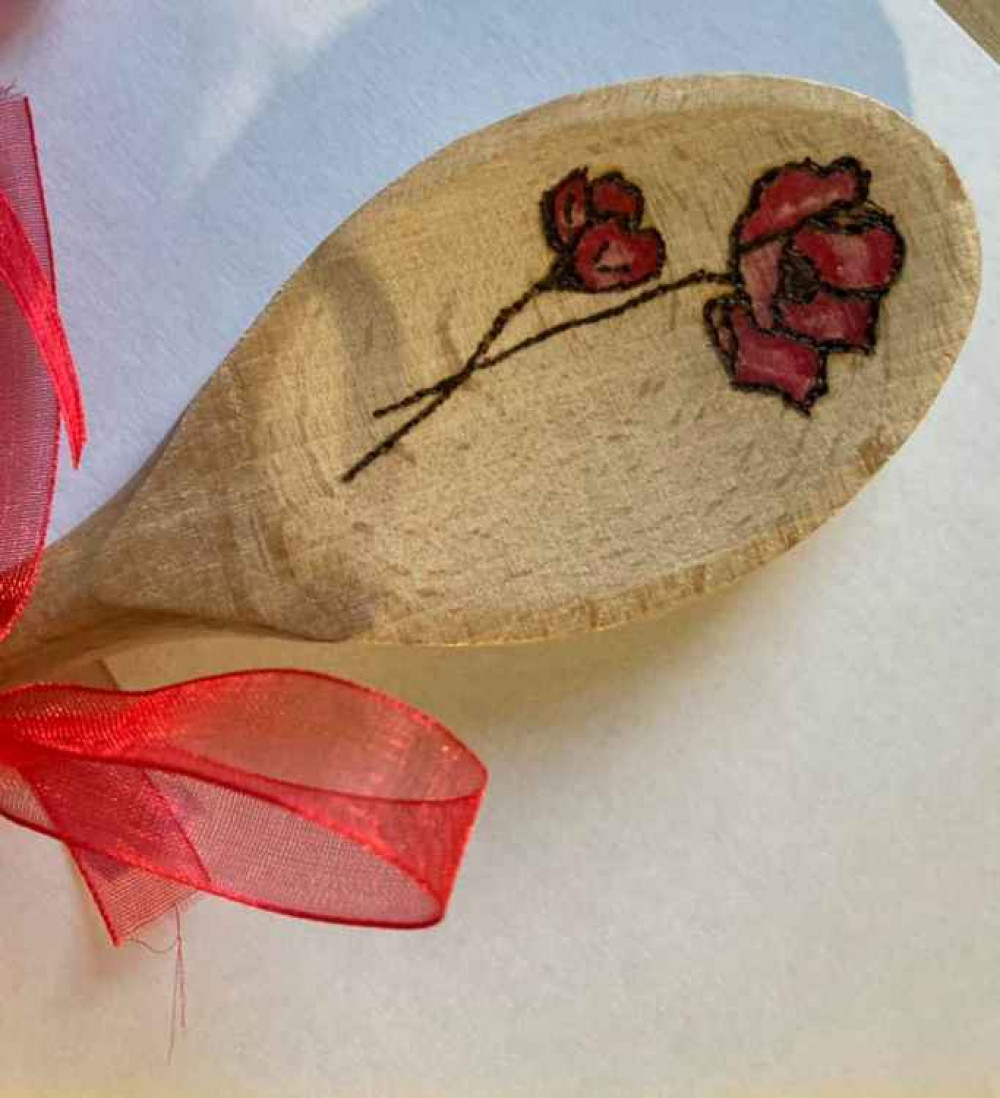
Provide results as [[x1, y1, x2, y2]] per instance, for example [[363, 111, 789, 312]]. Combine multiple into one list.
[[474, 268, 733, 375], [341, 266, 733, 482], [341, 387, 457, 483], [372, 268, 561, 419]]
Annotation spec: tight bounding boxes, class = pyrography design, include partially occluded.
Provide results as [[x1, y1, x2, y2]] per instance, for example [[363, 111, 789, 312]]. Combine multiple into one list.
[[342, 157, 905, 482]]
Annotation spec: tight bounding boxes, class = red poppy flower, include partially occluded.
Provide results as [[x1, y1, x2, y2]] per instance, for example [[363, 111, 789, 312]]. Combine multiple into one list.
[[705, 157, 905, 409], [542, 168, 665, 292]]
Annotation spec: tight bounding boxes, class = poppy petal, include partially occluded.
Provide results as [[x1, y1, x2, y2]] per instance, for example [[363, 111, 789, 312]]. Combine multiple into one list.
[[543, 168, 590, 250], [792, 216, 903, 291], [708, 300, 826, 408], [776, 291, 880, 350], [738, 158, 869, 247], [590, 173, 644, 226], [571, 220, 664, 292], [738, 239, 784, 328]]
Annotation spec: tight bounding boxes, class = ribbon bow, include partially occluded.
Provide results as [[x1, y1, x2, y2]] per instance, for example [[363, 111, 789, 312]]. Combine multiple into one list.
[[0, 95, 486, 945]]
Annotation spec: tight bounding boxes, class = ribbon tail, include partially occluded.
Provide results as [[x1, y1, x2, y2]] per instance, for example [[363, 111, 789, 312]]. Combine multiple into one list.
[[23, 760, 206, 945], [73, 848, 199, 947]]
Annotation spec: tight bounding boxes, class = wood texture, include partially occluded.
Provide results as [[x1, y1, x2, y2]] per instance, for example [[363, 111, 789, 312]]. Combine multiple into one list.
[[0, 75, 980, 680], [936, 0, 1000, 62]]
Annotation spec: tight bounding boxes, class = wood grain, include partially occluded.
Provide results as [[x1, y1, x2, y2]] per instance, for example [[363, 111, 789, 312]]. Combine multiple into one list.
[[0, 75, 980, 681]]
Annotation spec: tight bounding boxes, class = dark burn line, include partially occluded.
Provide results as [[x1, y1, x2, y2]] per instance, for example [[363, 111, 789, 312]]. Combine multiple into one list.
[[341, 268, 733, 483]]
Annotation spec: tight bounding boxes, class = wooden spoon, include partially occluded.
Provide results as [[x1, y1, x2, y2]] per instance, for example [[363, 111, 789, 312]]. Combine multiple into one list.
[[1, 75, 980, 683]]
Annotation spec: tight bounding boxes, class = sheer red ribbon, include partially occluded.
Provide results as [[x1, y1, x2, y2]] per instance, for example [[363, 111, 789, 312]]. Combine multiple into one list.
[[0, 94, 84, 637], [0, 95, 486, 944]]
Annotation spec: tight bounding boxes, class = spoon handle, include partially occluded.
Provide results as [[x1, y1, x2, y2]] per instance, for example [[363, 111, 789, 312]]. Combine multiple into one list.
[[0, 495, 187, 685]]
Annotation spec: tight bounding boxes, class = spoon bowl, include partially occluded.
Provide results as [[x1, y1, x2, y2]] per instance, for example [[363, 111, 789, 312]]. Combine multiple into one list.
[[2, 75, 980, 680]]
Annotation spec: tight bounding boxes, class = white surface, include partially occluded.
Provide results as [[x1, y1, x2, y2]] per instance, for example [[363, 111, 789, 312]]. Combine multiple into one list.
[[1, 1, 999, 1094]]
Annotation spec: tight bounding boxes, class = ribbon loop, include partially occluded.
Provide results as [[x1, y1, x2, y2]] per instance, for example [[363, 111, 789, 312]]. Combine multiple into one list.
[[0, 673, 485, 943]]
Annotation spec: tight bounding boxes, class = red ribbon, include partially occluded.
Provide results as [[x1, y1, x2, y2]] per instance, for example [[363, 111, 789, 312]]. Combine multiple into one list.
[[0, 95, 486, 944]]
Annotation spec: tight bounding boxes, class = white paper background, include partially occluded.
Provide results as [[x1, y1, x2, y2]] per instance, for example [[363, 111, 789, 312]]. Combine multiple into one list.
[[1, 1, 998, 1095]]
